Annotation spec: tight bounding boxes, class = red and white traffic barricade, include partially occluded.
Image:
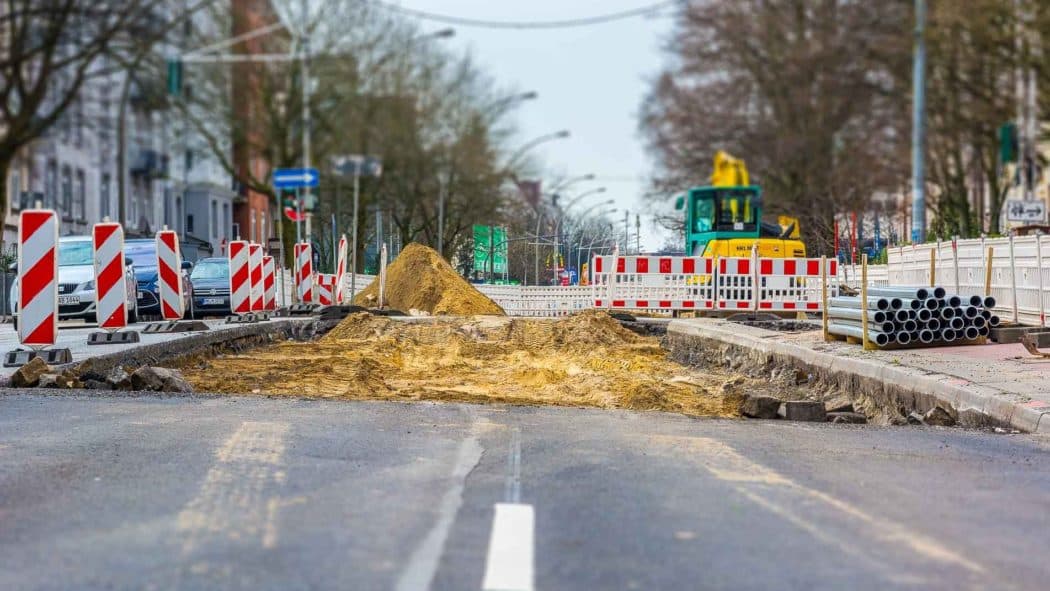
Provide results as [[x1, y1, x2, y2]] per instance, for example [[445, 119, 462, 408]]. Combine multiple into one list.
[[294, 242, 314, 304], [335, 234, 348, 304], [228, 240, 251, 316], [15, 209, 59, 351], [757, 258, 838, 311], [86, 222, 141, 344], [248, 243, 264, 312], [592, 255, 715, 311], [155, 229, 185, 320], [262, 255, 277, 312], [316, 274, 336, 306]]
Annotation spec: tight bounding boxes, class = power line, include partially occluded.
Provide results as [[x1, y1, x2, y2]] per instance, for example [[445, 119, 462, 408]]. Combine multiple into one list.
[[370, 1, 682, 30]]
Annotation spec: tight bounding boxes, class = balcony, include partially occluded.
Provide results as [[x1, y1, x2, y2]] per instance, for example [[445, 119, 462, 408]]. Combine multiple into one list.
[[130, 149, 169, 179]]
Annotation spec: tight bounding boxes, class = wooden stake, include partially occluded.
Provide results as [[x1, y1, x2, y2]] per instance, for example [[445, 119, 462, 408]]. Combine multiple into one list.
[[861, 254, 869, 349], [929, 247, 936, 288], [984, 246, 994, 298], [821, 255, 830, 341]]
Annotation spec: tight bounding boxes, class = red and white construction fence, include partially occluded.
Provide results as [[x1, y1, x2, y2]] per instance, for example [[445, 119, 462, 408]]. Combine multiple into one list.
[[592, 255, 837, 314]]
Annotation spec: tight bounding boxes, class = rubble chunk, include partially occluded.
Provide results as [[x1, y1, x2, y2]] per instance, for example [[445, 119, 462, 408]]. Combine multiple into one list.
[[778, 400, 826, 422], [923, 406, 957, 427], [740, 395, 781, 419], [11, 357, 49, 388], [827, 411, 867, 424], [130, 367, 193, 393]]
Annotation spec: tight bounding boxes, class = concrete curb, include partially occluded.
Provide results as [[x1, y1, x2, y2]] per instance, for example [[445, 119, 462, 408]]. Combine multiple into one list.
[[58, 317, 320, 377], [667, 319, 1050, 435]]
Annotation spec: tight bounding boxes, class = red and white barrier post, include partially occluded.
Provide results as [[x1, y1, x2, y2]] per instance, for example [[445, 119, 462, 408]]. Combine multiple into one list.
[[317, 274, 335, 306], [248, 243, 264, 314], [6, 208, 70, 366], [156, 229, 184, 321], [227, 240, 251, 318], [294, 242, 314, 306], [262, 255, 277, 312], [335, 234, 348, 304], [88, 222, 140, 344]]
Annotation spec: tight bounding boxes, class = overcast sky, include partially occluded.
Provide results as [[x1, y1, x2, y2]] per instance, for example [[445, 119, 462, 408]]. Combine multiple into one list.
[[395, 1, 676, 251]]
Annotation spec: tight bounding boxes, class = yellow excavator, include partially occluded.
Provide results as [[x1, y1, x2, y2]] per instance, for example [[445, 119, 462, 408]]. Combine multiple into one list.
[[674, 151, 805, 258]]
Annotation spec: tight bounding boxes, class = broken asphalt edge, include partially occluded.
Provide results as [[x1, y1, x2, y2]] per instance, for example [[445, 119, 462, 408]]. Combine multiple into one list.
[[667, 318, 1050, 435], [53, 317, 320, 380]]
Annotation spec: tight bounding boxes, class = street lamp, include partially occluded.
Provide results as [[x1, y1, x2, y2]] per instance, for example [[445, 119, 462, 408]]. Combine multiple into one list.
[[549, 173, 595, 195], [506, 130, 570, 169]]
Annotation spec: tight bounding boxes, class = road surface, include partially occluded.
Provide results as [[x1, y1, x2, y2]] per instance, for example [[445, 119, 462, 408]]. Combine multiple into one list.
[[1, 393, 1047, 590]]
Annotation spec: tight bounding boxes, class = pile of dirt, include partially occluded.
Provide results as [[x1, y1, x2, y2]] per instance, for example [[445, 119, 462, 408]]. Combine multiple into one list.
[[352, 243, 504, 316], [175, 311, 745, 418]]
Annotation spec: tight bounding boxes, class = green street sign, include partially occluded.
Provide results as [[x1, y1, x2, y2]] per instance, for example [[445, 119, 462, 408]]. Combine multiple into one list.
[[473, 224, 507, 274]]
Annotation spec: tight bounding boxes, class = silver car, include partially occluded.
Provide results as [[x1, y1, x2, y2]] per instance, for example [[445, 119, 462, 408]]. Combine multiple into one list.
[[9, 236, 139, 328]]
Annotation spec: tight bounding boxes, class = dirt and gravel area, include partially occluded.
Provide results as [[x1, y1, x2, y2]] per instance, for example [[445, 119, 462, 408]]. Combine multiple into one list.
[[172, 310, 805, 418]]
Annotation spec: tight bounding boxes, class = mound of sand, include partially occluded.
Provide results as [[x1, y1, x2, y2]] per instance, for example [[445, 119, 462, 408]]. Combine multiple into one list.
[[352, 243, 504, 316]]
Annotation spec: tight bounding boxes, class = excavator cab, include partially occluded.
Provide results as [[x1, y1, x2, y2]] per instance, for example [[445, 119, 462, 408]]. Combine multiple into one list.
[[675, 151, 806, 258]]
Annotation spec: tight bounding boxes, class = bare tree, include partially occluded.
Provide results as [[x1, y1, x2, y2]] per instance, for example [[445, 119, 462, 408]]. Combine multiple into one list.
[[640, 0, 910, 253]]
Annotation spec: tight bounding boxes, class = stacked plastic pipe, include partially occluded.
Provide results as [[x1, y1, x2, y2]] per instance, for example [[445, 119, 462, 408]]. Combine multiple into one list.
[[827, 286, 999, 347]]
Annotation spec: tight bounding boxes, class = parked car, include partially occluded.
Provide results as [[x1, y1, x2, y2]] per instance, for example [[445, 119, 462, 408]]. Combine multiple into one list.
[[8, 236, 139, 327], [125, 238, 194, 319], [189, 257, 231, 318]]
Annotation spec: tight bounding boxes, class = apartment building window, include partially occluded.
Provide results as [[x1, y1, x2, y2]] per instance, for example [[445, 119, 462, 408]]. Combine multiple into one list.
[[187, 214, 194, 234], [211, 200, 218, 238], [74, 170, 86, 220], [60, 166, 72, 219], [99, 174, 111, 219], [45, 160, 57, 209], [222, 203, 230, 239], [250, 210, 256, 242]]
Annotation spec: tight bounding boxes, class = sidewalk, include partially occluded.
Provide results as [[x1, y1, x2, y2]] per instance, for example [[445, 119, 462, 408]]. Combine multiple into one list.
[[668, 318, 1050, 434], [0, 317, 315, 380]]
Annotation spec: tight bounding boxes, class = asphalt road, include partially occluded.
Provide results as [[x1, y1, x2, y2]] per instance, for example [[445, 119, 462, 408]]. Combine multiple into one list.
[[1, 393, 1048, 591]]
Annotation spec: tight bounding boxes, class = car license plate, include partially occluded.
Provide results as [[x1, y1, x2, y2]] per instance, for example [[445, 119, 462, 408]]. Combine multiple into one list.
[[58, 295, 80, 305], [202, 297, 224, 305]]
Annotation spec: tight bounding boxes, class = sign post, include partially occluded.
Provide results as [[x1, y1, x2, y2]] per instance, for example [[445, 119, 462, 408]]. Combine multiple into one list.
[[273, 167, 320, 245]]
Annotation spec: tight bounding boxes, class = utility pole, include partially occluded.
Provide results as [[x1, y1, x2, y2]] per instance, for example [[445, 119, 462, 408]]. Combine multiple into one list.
[[350, 169, 359, 297], [911, 0, 927, 243], [635, 214, 641, 255], [300, 0, 312, 241], [437, 178, 445, 255], [624, 210, 630, 253]]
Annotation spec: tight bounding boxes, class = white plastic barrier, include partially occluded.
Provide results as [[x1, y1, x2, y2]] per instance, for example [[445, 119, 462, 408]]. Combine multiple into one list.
[[882, 236, 1050, 326], [476, 285, 592, 317]]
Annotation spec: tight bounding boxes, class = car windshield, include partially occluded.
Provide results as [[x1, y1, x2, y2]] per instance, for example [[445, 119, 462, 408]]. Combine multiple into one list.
[[58, 241, 93, 267], [125, 241, 156, 267], [191, 260, 228, 280]]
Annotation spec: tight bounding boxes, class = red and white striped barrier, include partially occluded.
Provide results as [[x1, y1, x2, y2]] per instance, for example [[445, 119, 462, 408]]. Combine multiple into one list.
[[591, 255, 715, 311], [228, 240, 250, 315], [262, 255, 277, 311], [757, 258, 838, 311], [17, 209, 58, 347], [248, 243, 263, 312], [156, 229, 184, 320], [316, 273, 336, 306], [717, 258, 754, 310], [92, 222, 127, 330], [294, 242, 314, 303], [335, 234, 348, 303]]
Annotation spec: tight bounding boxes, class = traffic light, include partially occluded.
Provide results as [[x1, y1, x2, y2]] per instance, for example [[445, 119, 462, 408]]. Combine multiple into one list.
[[167, 58, 183, 97], [999, 122, 1017, 164]]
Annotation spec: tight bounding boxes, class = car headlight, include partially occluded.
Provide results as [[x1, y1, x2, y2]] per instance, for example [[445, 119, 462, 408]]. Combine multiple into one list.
[[82, 280, 94, 291]]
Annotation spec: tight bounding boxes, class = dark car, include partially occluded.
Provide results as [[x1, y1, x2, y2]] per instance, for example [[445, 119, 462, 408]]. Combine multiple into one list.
[[126, 238, 194, 318], [189, 257, 231, 318]]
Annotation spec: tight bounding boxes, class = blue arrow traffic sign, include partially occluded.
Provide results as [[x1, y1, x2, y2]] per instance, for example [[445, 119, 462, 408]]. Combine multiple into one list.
[[273, 167, 320, 189]]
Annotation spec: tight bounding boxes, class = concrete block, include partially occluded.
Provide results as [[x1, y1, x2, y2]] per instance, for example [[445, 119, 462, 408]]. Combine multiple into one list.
[[778, 400, 826, 422], [740, 395, 781, 419]]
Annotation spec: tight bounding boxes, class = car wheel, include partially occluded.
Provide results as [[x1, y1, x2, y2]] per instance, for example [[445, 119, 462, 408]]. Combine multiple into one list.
[[128, 298, 139, 324], [183, 290, 194, 320]]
